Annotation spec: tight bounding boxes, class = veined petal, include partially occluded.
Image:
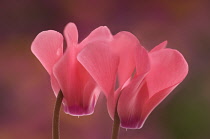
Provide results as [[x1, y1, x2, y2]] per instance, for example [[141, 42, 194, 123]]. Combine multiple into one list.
[[53, 47, 100, 116], [107, 74, 146, 121], [150, 41, 167, 53], [107, 88, 121, 120], [139, 85, 176, 128], [31, 30, 63, 94], [31, 30, 63, 74], [116, 48, 188, 129], [135, 45, 150, 75], [106, 77, 133, 119], [64, 22, 78, 47], [109, 45, 150, 128], [111, 31, 140, 87], [117, 81, 149, 129], [78, 42, 119, 97], [79, 26, 113, 49], [132, 48, 188, 128], [147, 49, 188, 98]]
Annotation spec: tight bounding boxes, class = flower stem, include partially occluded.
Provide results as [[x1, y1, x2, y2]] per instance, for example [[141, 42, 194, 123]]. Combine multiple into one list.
[[53, 90, 63, 139], [112, 107, 120, 139]]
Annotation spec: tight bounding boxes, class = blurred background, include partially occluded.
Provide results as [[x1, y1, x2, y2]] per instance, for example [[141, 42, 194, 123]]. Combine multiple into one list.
[[0, 0, 210, 139]]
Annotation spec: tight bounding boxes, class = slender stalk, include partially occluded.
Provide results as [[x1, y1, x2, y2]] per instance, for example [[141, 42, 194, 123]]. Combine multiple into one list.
[[112, 109, 120, 139], [112, 91, 123, 139], [53, 90, 63, 139]]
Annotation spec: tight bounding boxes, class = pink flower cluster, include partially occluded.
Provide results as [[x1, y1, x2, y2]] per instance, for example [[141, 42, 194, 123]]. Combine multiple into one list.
[[31, 22, 188, 129]]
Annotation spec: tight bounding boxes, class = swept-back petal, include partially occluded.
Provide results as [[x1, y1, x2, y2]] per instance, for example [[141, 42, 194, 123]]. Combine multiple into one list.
[[31, 30, 63, 94], [135, 45, 150, 75], [150, 41, 167, 53], [111, 31, 140, 87], [53, 47, 100, 116], [111, 45, 150, 128], [139, 85, 176, 128], [64, 22, 78, 47], [134, 48, 188, 128], [31, 30, 63, 74], [115, 48, 188, 129], [78, 42, 119, 97], [117, 81, 149, 129], [107, 75, 146, 120], [79, 26, 113, 49], [147, 49, 188, 98], [107, 88, 121, 120]]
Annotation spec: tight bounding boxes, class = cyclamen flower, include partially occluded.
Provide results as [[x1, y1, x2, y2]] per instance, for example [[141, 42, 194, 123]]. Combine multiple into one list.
[[78, 32, 188, 128], [31, 23, 111, 116]]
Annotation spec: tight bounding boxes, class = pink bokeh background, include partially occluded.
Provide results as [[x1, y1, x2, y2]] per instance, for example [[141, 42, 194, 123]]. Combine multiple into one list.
[[0, 1, 210, 139]]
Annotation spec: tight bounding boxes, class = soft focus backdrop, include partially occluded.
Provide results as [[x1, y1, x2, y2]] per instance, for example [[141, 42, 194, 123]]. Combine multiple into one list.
[[0, 0, 210, 139]]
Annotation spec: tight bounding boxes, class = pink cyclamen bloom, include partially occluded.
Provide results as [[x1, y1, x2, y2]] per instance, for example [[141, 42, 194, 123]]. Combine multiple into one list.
[[31, 22, 112, 116], [78, 31, 188, 128]]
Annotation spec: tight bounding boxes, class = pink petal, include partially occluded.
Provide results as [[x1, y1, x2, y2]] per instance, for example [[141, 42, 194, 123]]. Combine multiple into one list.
[[31, 30, 63, 74], [77, 42, 119, 97], [107, 88, 121, 120], [117, 81, 149, 129], [64, 22, 78, 47], [106, 77, 133, 119], [107, 75, 146, 120], [79, 26, 113, 50], [31, 30, 63, 94], [134, 48, 188, 128], [147, 49, 188, 98], [53, 47, 100, 116], [108, 45, 150, 128], [111, 31, 140, 87], [150, 41, 167, 53], [139, 85, 176, 128], [116, 48, 188, 129], [135, 45, 150, 75]]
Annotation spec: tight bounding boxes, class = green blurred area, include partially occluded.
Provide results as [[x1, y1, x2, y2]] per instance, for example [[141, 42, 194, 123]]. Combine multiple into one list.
[[163, 73, 210, 139]]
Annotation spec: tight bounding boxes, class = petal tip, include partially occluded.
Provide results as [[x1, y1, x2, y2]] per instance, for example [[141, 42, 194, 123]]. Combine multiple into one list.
[[31, 30, 62, 51], [64, 22, 78, 45], [150, 40, 168, 52]]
